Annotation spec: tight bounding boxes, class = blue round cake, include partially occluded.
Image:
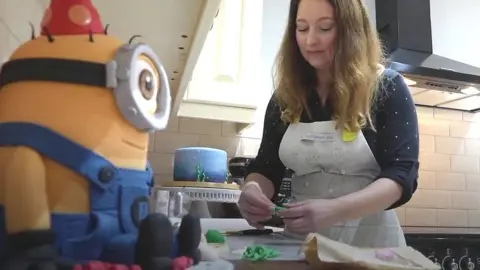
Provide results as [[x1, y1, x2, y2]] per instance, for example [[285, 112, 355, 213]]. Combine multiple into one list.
[[173, 147, 228, 183]]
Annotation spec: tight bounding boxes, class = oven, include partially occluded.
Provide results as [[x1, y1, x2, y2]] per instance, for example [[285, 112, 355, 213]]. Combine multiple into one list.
[[405, 230, 480, 270]]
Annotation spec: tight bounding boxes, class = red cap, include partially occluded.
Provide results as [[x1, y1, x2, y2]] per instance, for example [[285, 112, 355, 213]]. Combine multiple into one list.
[[40, 0, 105, 36]]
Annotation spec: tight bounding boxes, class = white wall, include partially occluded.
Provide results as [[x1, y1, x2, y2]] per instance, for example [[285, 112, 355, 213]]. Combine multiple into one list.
[[259, 0, 290, 96], [363, 0, 376, 27], [430, 0, 480, 67], [249, 0, 291, 126], [365, 0, 480, 68]]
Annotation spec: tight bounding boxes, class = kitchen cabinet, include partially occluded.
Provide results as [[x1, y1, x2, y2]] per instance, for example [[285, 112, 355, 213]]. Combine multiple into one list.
[[175, 0, 264, 130], [186, 0, 263, 108]]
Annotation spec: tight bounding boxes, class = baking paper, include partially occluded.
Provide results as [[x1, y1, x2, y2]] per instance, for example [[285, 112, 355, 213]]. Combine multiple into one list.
[[303, 233, 440, 270]]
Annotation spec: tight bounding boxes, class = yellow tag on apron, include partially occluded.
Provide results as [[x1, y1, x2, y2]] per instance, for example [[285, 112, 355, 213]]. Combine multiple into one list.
[[293, 116, 300, 123], [343, 131, 357, 142]]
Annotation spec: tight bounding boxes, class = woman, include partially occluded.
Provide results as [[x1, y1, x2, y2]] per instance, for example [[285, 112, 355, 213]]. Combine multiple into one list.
[[238, 0, 419, 248]]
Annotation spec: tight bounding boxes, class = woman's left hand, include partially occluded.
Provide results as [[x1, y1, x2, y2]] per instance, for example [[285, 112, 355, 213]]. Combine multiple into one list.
[[277, 199, 344, 234]]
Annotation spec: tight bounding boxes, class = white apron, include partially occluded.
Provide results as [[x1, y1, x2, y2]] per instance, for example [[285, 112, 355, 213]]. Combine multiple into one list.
[[279, 121, 406, 248]]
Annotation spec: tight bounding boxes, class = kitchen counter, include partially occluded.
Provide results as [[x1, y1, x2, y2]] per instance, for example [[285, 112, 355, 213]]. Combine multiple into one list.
[[172, 218, 311, 269], [179, 218, 304, 259], [189, 219, 390, 269], [184, 219, 475, 269]]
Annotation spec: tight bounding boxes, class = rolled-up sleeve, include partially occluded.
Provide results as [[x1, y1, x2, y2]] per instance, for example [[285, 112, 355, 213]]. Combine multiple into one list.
[[246, 94, 288, 197], [375, 72, 419, 209]]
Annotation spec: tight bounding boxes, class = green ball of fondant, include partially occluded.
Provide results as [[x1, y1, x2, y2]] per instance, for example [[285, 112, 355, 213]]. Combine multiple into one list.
[[205, 229, 226, 244]]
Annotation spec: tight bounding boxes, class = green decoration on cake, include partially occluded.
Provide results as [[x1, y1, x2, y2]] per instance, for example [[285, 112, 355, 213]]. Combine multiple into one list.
[[195, 164, 209, 182], [224, 170, 232, 184], [195, 165, 202, 181], [201, 172, 209, 182]]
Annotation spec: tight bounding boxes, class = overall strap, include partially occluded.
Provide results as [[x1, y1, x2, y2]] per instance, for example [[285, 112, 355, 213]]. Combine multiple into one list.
[[0, 122, 118, 188]]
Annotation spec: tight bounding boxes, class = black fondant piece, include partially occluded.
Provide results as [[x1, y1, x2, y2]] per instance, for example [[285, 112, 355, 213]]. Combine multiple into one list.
[[1, 229, 74, 270], [193, 248, 202, 265], [177, 214, 202, 259], [148, 257, 175, 270], [135, 213, 175, 270]]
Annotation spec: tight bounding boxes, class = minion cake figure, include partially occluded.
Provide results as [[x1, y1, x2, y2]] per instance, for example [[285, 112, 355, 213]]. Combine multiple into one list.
[[0, 0, 204, 269]]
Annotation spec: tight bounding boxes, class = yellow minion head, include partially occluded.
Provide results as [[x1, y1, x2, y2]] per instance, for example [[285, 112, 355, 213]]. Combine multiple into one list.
[[0, 0, 171, 167]]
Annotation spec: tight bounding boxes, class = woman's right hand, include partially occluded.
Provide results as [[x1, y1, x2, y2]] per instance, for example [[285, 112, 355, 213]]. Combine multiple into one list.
[[238, 182, 275, 228]]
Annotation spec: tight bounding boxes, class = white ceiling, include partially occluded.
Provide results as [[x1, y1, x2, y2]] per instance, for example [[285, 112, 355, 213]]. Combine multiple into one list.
[[93, 0, 206, 99]]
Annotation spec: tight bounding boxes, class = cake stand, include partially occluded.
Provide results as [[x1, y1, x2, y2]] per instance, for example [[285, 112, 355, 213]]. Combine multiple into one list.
[[154, 181, 241, 217]]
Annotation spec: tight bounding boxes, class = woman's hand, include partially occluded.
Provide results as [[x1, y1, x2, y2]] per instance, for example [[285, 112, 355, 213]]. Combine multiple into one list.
[[278, 199, 344, 234], [238, 182, 275, 228]]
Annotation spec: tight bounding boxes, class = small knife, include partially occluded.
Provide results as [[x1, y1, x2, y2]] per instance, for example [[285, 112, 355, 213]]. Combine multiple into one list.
[[224, 229, 274, 236]]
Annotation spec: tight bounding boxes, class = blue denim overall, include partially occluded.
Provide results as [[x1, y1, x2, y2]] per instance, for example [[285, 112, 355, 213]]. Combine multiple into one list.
[[0, 122, 153, 265]]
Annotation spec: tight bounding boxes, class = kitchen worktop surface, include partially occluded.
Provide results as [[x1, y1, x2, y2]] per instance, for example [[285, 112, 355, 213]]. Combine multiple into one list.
[[171, 218, 309, 269], [178, 218, 480, 269], [175, 218, 302, 259]]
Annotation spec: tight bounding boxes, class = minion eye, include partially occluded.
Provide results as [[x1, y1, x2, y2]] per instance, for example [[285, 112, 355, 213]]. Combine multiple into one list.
[[110, 43, 171, 131], [138, 69, 155, 100], [135, 59, 159, 101]]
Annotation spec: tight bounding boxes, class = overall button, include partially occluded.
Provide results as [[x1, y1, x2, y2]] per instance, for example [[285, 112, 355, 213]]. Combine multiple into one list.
[[304, 181, 309, 187], [99, 166, 116, 182]]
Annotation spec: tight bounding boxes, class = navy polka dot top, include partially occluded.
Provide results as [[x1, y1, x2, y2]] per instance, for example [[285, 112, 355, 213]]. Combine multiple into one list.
[[247, 69, 419, 209]]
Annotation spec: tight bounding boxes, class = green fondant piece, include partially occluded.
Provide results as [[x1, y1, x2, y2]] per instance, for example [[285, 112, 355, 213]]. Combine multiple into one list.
[[225, 170, 232, 183], [205, 229, 226, 244], [272, 206, 287, 216], [242, 245, 280, 261]]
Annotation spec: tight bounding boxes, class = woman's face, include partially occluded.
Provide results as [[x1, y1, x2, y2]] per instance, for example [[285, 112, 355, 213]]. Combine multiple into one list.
[[295, 0, 337, 71]]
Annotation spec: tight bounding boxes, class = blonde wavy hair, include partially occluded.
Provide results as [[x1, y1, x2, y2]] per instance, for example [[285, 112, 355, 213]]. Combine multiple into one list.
[[274, 0, 385, 132]]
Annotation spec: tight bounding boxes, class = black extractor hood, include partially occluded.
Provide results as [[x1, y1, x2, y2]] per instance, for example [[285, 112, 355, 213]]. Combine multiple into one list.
[[376, 0, 480, 112]]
